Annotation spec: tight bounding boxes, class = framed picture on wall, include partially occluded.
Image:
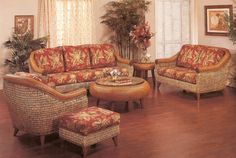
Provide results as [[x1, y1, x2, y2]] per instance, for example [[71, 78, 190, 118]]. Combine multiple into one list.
[[205, 5, 233, 36], [14, 15, 34, 37]]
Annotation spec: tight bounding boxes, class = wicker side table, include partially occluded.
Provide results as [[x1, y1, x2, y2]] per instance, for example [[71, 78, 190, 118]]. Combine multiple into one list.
[[132, 62, 156, 86]]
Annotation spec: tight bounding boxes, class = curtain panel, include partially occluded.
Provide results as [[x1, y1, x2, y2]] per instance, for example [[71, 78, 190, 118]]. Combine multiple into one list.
[[155, 0, 191, 58], [38, 0, 94, 47]]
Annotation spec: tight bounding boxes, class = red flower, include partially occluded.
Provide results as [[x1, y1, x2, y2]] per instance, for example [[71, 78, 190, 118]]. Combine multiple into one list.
[[130, 22, 154, 50]]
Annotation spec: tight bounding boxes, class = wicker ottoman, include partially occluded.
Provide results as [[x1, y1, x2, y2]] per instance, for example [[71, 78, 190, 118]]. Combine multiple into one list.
[[59, 107, 120, 157]]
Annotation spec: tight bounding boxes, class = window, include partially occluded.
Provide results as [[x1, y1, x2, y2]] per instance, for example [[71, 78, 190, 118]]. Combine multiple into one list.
[[38, 0, 93, 47], [55, 0, 93, 46], [155, 0, 192, 58]]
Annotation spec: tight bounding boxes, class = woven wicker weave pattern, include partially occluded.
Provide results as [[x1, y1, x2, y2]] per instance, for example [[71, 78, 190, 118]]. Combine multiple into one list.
[[59, 125, 119, 147], [3, 81, 88, 136], [155, 50, 231, 98]]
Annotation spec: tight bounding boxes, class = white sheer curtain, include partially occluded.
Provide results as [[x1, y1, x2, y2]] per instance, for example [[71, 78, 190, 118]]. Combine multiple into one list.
[[155, 0, 191, 58], [38, 0, 94, 47]]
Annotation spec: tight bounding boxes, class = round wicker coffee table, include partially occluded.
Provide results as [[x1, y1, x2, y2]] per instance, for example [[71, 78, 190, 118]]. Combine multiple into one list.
[[89, 77, 151, 111]]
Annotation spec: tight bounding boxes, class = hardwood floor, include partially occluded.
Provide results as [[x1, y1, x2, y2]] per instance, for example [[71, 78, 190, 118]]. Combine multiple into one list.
[[0, 81, 236, 158]]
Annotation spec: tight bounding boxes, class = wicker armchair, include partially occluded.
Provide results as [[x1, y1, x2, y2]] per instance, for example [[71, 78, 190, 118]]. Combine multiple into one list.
[[3, 74, 88, 146], [155, 44, 231, 100]]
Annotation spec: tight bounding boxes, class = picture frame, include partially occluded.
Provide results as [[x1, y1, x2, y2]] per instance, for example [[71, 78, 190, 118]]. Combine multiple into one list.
[[205, 5, 233, 36], [14, 15, 34, 37]]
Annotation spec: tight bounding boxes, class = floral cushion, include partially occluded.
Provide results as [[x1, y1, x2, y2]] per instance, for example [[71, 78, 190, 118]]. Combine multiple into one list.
[[157, 66, 197, 84], [34, 47, 65, 73], [59, 107, 120, 136], [74, 69, 103, 83], [47, 72, 77, 86], [176, 45, 225, 69], [63, 46, 91, 71], [89, 44, 117, 68], [15, 72, 47, 83]]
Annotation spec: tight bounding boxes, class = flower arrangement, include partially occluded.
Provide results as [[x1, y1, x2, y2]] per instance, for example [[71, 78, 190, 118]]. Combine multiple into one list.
[[110, 69, 121, 81], [129, 22, 154, 51]]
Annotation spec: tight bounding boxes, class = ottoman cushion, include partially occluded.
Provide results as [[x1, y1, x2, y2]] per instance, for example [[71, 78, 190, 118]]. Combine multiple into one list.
[[59, 107, 120, 136]]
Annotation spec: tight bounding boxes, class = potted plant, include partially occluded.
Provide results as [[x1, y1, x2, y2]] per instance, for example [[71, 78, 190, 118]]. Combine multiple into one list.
[[3, 31, 48, 73], [100, 0, 151, 59]]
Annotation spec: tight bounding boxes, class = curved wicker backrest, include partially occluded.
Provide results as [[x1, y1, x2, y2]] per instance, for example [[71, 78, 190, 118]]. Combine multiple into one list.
[[3, 75, 88, 136]]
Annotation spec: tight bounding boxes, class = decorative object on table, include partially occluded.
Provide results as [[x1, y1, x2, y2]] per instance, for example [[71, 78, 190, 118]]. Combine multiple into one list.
[[3, 30, 48, 73], [110, 69, 121, 81], [129, 22, 154, 63], [205, 5, 233, 36], [14, 15, 34, 37], [100, 0, 151, 59]]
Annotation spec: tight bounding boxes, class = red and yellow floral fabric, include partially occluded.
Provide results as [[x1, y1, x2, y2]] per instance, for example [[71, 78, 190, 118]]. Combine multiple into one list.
[[34, 48, 65, 73], [89, 44, 117, 68], [63, 46, 91, 71], [59, 107, 120, 136], [176, 45, 225, 69], [157, 66, 197, 84], [47, 72, 77, 86], [15, 72, 47, 83], [75, 69, 103, 83]]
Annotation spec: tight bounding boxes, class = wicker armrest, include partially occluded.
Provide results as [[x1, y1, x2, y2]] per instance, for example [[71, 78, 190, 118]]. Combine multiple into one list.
[[29, 51, 44, 74], [196, 52, 231, 73], [3, 75, 87, 101], [155, 54, 178, 64]]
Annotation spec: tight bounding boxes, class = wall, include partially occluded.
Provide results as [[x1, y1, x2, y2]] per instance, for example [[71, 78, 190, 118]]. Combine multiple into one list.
[[197, 0, 235, 52], [0, 0, 38, 88]]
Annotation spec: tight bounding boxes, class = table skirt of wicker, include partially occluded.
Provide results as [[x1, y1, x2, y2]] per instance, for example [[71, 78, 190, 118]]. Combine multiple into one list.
[[59, 107, 120, 157]]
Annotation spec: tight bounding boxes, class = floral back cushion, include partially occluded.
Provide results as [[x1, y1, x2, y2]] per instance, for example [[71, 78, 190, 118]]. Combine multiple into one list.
[[63, 46, 91, 71], [89, 44, 117, 68], [33, 47, 65, 73], [176, 45, 226, 69]]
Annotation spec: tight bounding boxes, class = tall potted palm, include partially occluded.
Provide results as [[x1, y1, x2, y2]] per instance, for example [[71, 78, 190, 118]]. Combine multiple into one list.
[[3, 31, 48, 73], [100, 0, 151, 59]]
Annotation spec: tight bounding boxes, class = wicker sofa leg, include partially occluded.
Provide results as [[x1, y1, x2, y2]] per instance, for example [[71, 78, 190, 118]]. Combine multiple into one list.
[[13, 128, 19, 136], [112, 136, 118, 146], [157, 82, 161, 89], [82, 146, 88, 158], [40, 135, 45, 146], [196, 93, 200, 101]]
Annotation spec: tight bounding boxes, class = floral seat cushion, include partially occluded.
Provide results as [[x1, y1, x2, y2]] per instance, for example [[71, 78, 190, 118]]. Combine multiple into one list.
[[177, 45, 225, 69], [47, 67, 129, 86], [59, 107, 120, 136], [90, 44, 117, 68], [157, 66, 197, 84]]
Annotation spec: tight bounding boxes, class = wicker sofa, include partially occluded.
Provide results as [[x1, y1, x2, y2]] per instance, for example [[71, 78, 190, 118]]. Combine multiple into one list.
[[3, 73, 88, 146], [155, 44, 231, 100], [29, 44, 131, 92]]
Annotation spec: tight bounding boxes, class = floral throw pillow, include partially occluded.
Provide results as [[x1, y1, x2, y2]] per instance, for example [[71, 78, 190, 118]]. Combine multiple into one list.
[[89, 44, 116, 68], [63, 46, 91, 71], [34, 47, 65, 74]]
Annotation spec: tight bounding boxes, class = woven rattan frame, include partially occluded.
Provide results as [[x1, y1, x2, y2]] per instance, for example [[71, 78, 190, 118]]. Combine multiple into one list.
[[155, 45, 231, 100], [3, 77, 88, 137], [59, 125, 120, 147]]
